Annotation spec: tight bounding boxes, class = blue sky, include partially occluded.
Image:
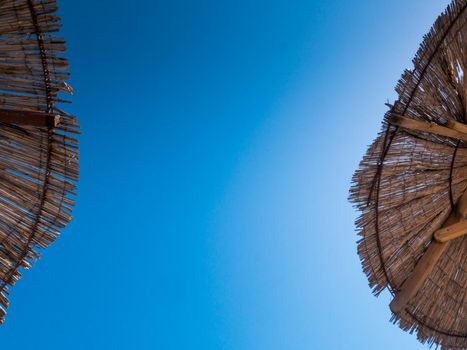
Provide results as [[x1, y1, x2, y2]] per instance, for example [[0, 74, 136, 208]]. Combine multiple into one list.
[[0, 1, 453, 349]]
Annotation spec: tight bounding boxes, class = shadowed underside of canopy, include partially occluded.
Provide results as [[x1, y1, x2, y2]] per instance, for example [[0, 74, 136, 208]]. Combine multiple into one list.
[[0, 0, 79, 323], [350, 1, 467, 349]]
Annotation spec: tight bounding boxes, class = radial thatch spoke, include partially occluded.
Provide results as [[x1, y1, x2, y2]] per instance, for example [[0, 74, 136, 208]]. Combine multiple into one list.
[[388, 114, 467, 142]]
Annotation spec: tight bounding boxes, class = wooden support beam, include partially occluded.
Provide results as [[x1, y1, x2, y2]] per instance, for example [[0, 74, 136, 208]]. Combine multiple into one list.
[[434, 220, 467, 243], [0, 109, 59, 128], [446, 119, 467, 135], [388, 115, 467, 142], [389, 191, 467, 314], [389, 240, 449, 313]]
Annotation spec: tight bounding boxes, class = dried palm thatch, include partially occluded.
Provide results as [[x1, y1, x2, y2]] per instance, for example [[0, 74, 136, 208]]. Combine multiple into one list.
[[0, 0, 79, 324], [350, 0, 467, 348]]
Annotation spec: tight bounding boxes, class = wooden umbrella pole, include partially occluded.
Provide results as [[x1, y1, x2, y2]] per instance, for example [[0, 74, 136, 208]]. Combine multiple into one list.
[[389, 191, 467, 313]]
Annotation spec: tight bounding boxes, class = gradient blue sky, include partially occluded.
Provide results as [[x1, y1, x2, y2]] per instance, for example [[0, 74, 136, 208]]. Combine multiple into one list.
[[0, 1, 453, 349]]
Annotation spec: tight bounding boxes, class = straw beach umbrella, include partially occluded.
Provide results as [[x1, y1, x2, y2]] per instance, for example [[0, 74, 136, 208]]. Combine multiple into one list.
[[350, 1, 467, 348], [0, 0, 78, 323]]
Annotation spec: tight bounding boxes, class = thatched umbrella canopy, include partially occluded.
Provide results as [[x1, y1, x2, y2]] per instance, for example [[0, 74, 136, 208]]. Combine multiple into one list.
[[0, 0, 78, 323], [350, 1, 467, 348]]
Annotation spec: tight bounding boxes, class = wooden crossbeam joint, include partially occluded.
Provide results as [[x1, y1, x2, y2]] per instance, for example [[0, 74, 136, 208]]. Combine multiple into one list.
[[0, 109, 60, 128]]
